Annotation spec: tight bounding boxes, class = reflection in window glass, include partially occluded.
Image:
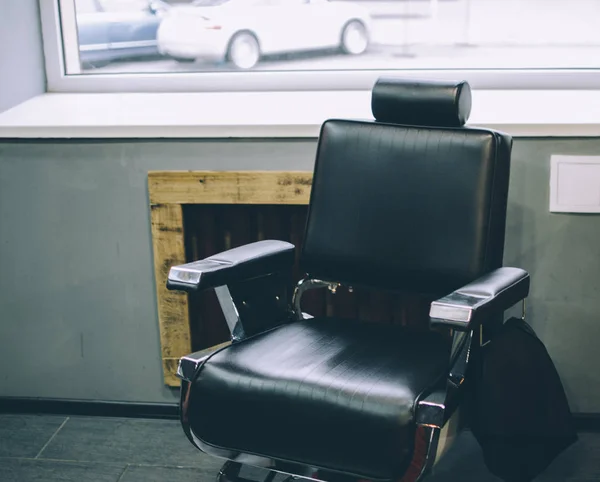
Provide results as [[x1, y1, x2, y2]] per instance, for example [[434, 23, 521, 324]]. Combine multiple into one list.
[[192, 0, 231, 6], [74, 0, 101, 14], [68, 0, 600, 74], [99, 0, 153, 11]]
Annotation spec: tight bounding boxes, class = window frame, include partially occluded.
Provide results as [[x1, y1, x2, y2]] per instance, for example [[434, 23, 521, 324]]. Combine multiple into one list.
[[40, 0, 600, 93]]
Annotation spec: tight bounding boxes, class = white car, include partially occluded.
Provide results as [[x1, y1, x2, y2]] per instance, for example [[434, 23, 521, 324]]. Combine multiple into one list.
[[157, 0, 372, 69]]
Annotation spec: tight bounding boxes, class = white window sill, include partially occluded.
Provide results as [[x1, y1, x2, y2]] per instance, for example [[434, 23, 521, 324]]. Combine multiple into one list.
[[1, 90, 600, 139]]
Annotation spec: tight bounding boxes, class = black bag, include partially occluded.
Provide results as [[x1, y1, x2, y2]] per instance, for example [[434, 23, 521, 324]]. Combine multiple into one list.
[[468, 317, 578, 482]]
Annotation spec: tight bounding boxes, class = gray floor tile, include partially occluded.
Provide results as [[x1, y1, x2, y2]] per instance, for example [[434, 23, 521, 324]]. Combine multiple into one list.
[[429, 430, 599, 482], [121, 462, 297, 482], [429, 431, 501, 482], [120, 463, 221, 482], [0, 458, 126, 482], [2, 414, 599, 481], [0, 415, 67, 458], [536, 433, 600, 481], [40, 417, 207, 466]]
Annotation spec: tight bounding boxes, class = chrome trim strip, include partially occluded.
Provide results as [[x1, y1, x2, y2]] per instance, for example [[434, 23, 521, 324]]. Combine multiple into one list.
[[416, 390, 446, 428], [177, 355, 204, 383], [168, 258, 232, 288], [429, 303, 473, 324], [168, 266, 202, 286], [430, 292, 488, 324], [177, 342, 231, 382]]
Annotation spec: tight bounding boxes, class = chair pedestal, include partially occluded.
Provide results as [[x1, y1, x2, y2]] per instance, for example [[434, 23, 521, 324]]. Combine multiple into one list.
[[214, 425, 441, 482]]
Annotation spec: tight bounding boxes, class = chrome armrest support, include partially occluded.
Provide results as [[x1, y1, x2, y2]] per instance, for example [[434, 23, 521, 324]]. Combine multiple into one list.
[[214, 285, 247, 342], [167, 240, 295, 343], [214, 271, 293, 342], [448, 330, 473, 388], [417, 329, 474, 428], [292, 278, 339, 320]]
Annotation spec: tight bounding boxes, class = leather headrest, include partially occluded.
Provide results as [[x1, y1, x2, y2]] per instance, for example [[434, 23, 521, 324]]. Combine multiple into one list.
[[371, 78, 472, 127]]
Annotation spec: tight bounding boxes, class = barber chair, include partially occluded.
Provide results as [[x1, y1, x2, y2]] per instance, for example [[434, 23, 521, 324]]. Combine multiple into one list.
[[166, 78, 530, 482]]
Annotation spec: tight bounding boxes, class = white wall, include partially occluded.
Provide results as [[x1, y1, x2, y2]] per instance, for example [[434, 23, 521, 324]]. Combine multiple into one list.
[[0, 0, 46, 113]]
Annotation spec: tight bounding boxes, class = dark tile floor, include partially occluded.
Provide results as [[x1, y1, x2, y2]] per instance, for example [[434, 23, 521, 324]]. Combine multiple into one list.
[[0, 414, 596, 482]]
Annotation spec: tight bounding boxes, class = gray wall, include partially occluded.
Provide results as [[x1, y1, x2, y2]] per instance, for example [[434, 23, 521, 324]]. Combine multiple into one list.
[[1, 138, 599, 412], [0, 0, 46, 113]]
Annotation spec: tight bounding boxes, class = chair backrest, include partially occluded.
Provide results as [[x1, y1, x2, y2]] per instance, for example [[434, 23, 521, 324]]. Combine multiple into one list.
[[300, 78, 512, 296]]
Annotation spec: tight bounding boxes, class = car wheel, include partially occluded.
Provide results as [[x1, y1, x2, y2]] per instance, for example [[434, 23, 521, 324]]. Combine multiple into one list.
[[340, 20, 368, 55], [227, 32, 260, 69]]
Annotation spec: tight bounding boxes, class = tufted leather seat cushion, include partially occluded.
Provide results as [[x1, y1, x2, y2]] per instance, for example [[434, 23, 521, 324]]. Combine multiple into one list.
[[187, 318, 451, 481]]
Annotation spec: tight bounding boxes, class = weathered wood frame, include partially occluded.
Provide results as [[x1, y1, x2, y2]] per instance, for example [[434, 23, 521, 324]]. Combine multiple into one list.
[[148, 171, 313, 386]]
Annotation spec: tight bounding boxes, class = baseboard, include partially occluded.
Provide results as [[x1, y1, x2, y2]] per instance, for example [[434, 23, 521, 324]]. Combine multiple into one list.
[[0, 397, 179, 420], [1, 397, 599, 431]]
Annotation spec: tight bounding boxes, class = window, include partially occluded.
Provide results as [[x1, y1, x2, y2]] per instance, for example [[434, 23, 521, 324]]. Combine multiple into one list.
[[73, 0, 101, 14], [41, 0, 600, 92]]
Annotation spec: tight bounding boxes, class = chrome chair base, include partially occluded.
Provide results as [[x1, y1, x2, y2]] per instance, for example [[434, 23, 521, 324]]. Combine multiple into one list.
[[214, 425, 440, 482]]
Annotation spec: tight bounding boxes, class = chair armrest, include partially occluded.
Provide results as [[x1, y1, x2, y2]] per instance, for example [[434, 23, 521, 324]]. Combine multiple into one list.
[[167, 240, 295, 292], [429, 267, 530, 331]]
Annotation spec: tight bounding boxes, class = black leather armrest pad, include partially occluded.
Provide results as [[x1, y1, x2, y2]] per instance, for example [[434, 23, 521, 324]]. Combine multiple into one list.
[[429, 267, 530, 330], [167, 240, 295, 292]]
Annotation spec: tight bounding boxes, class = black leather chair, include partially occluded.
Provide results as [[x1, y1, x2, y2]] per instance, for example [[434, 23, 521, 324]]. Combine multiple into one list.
[[166, 78, 530, 482]]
